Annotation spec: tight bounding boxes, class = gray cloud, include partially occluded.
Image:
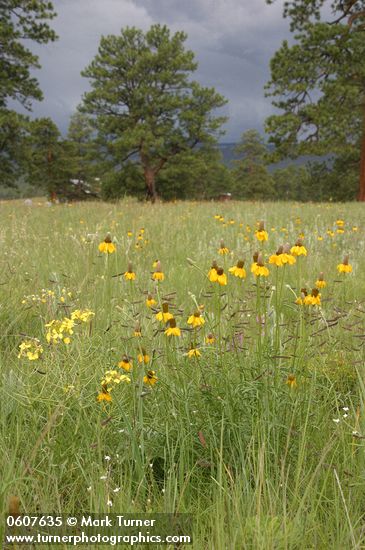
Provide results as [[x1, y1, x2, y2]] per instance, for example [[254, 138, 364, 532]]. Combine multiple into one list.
[[15, 0, 290, 141]]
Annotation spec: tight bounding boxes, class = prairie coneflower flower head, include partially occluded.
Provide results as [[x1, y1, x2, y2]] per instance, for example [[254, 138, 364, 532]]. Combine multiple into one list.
[[165, 318, 181, 337], [156, 302, 174, 323], [98, 233, 116, 254], [255, 221, 268, 242], [118, 355, 133, 372], [286, 374, 297, 389], [290, 239, 307, 256], [269, 245, 284, 267], [281, 243, 296, 265], [137, 349, 150, 364], [97, 386, 112, 402], [124, 262, 136, 281], [218, 239, 230, 255], [152, 260, 164, 281], [215, 267, 227, 285], [146, 293, 157, 308], [251, 253, 269, 277], [133, 323, 142, 337], [228, 260, 246, 278], [187, 310, 205, 328], [143, 370, 158, 386], [315, 272, 327, 289], [187, 345, 201, 358], [337, 255, 352, 273], [205, 333, 215, 345], [309, 288, 321, 306], [208, 260, 219, 282]]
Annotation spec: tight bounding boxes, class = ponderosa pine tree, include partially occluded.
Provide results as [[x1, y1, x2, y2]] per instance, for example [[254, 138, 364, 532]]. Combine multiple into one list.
[[0, 0, 57, 187], [232, 130, 275, 199], [266, 0, 365, 200], [80, 24, 227, 202]]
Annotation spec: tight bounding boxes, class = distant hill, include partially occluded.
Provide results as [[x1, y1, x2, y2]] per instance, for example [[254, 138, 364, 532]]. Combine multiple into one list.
[[217, 142, 332, 171]]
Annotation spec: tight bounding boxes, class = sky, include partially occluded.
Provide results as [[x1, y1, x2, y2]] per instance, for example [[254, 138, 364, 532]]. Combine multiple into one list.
[[20, 0, 291, 142]]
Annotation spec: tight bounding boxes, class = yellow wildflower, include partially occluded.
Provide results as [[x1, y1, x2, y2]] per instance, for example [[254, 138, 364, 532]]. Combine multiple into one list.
[[255, 221, 268, 242], [337, 255, 352, 273], [290, 239, 307, 256], [118, 356, 133, 372], [146, 293, 157, 308], [187, 311, 205, 328], [152, 260, 164, 281], [165, 318, 181, 337], [286, 374, 297, 389], [218, 239, 230, 255], [156, 302, 174, 323], [228, 260, 246, 278], [98, 233, 116, 254], [124, 262, 136, 281], [143, 370, 158, 386]]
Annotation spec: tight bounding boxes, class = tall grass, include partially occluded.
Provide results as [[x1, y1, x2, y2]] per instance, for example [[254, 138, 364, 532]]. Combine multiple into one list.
[[0, 198, 364, 548]]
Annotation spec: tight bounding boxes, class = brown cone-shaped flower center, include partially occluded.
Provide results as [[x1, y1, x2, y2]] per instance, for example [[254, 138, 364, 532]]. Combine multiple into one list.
[[162, 302, 169, 313]]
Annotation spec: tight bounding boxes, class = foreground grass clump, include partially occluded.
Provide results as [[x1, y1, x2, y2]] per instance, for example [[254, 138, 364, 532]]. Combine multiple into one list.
[[1, 198, 365, 548]]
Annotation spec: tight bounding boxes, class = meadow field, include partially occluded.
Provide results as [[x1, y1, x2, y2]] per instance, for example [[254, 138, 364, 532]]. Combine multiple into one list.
[[1, 198, 365, 549]]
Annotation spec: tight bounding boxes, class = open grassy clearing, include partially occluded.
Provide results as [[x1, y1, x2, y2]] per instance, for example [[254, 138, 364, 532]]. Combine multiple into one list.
[[1, 198, 365, 549]]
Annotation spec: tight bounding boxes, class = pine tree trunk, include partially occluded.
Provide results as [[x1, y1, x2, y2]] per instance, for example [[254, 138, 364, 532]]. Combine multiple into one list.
[[144, 166, 158, 203], [359, 125, 365, 201]]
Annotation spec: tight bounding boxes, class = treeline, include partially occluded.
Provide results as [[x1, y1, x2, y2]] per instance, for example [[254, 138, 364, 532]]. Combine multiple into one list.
[[1, 2, 362, 202], [1, 116, 358, 202]]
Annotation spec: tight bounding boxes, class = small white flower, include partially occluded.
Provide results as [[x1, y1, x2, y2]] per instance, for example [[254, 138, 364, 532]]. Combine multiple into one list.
[[333, 418, 340, 424], [100, 475, 107, 480], [113, 487, 120, 493], [343, 407, 349, 412], [104, 455, 111, 461], [118, 429, 125, 433], [87, 486, 91, 492], [149, 463, 153, 468], [343, 414, 348, 418], [107, 500, 113, 506]]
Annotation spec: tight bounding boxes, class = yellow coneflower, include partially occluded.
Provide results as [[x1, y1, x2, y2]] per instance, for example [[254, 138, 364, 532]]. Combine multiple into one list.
[[214, 214, 221, 220], [97, 388, 112, 402], [146, 293, 157, 308], [152, 260, 165, 281], [98, 233, 116, 254], [251, 253, 269, 277], [269, 245, 284, 267], [187, 346, 201, 358], [165, 318, 181, 337], [228, 260, 246, 278], [295, 288, 307, 306], [281, 243, 296, 265], [133, 323, 142, 337], [309, 288, 321, 306], [127, 230, 133, 237], [218, 239, 230, 255], [337, 255, 352, 273], [255, 221, 268, 242], [156, 302, 174, 323], [118, 355, 133, 372], [208, 260, 219, 282], [286, 374, 297, 389], [187, 311, 205, 327], [315, 272, 327, 289], [205, 333, 215, 345], [152, 259, 159, 268], [336, 219, 345, 227], [143, 370, 158, 386], [216, 267, 227, 285], [124, 262, 136, 281], [290, 239, 307, 256], [137, 349, 150, 364]]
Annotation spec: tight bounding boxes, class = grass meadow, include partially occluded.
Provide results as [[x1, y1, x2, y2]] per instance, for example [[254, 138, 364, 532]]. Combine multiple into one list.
[[1, 198, 365, 549]]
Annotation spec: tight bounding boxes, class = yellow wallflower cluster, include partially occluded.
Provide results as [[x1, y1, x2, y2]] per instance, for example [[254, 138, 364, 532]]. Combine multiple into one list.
[[18, 339, 44, 361]]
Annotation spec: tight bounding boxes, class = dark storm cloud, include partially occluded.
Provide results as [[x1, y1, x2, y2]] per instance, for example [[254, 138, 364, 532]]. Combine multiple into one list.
[[16, 0, 290, 141]]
